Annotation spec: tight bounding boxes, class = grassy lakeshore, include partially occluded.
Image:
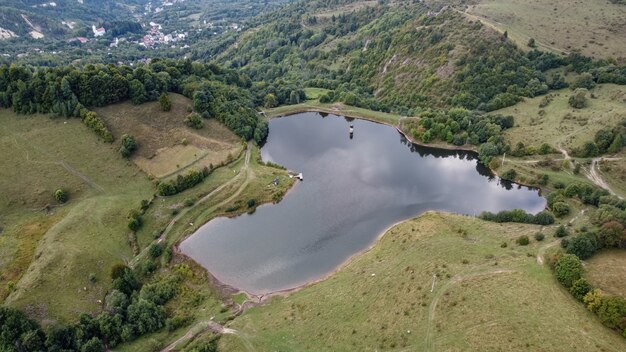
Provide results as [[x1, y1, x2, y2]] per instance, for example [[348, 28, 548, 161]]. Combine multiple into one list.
[[219, 212, 626, 351], [263, 101, 404, 126]]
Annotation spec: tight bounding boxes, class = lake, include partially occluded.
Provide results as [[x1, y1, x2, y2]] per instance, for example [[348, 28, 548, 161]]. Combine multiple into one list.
[[180, 112, 546, 294]]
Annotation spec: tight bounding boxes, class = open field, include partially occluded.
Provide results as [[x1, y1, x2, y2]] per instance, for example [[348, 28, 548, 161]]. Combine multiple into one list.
[[303, 87, 330, 100], [0, 109, 154, 323], [462, 0, 626, 59], [218, 213, 626, 351], [585, 249, 626, 298], [96, 93, 242, 179], [500, 84, 626, 153], [263, 101, 404, 126]]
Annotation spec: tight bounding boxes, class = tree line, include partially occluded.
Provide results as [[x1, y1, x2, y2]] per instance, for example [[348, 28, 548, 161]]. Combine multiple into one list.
[[0, 59, 269, 143]]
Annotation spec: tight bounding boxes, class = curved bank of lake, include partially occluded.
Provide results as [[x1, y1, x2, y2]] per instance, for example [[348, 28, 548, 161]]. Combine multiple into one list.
[[180, 112, 546, 294]]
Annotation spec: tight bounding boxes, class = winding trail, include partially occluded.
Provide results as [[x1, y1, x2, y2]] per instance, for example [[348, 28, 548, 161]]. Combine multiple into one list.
[[160, 320, 237, 352]]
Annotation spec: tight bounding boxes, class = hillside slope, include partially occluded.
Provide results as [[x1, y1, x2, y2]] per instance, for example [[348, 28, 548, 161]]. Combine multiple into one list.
[[218, 0, 567, 114]]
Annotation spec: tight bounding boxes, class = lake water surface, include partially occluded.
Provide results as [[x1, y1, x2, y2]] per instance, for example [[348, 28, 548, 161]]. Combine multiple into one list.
[[180, 112, 546, 294]]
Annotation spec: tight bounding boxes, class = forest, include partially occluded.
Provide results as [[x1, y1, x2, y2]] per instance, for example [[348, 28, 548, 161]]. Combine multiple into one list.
[[0, 60, 272, 143]]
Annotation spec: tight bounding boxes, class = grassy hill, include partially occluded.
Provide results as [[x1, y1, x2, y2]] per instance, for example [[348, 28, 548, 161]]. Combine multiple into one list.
[[95, 93, 243, 180], [0, 108, 154, 323], [500, 83, 626, 153], [458, 0, 626, 60], [218, 212, 626, 351]]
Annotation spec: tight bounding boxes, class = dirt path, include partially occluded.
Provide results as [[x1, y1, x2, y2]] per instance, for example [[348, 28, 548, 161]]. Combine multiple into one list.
[[586, 158, 623, 198], [160, 320, 237, 352], [425, 269, 515, 351]]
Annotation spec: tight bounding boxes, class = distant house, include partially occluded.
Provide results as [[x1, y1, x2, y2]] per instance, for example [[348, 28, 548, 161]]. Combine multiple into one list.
[[92, 25, 105, 37]]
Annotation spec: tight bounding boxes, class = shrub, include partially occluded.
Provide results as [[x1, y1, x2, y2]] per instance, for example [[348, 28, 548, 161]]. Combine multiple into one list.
[[566, 235, 596, 260], [82, 111, 113, 143], [166, 315, 191, 332], [184, 198, 195, 207], [534, 232, 545, 241], [568, 88, 588, 109], [148, 244, 163, 258], [552, 202, 571, 217], [570, 278, 592, 301], [554, 254, 583, 288], [157, 169, 209, 196], [583, 289, 603, 313], [159, 93, 172, 112], [571, 73, 596, 90], [138, 259, 157, 277], [247, 199, 256, 208], [185, 112, 203, 129], [128, 217, 142, 232], [555, 225, 569, 238], [119, 134, 138, 158], [110, 264, 128, 280], [596, 295, 626, 330], [163, 246, 173, 263], [501, 169, 517, 181], [516, 235, 530, 246], [54, 189, 69, 203]]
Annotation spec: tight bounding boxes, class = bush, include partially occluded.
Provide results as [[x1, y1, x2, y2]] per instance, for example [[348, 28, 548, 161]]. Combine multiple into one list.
[[566, 235, 596, 260], [247, 199, 256, 208], [54, 189, 69, 203], [554, 254, 583, 288], [555, 225, 569, 238], [501, 169, 517, 181], [157, 169, 209, 196], [570, 278, 592, 301], [571, 73, 596, 90], [552, 202, 571, 217], [159, 93, 172, 112], [166, 315, 191, 332], [128, 217, 142, 232], [110, 264, 128, 280], [148, 244, 163, 258], [534, 232, 545, 241], [119, 134, 138, 158], [596, 295, 626, 330], [568, 88, 588, 109], [539, 143, 553, 155], [516, 235, 530, 246], [185, 112, 203, 129]]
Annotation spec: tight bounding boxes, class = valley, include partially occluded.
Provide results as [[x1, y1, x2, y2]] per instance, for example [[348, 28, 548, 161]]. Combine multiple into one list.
[[0, 1, 626, 351]]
